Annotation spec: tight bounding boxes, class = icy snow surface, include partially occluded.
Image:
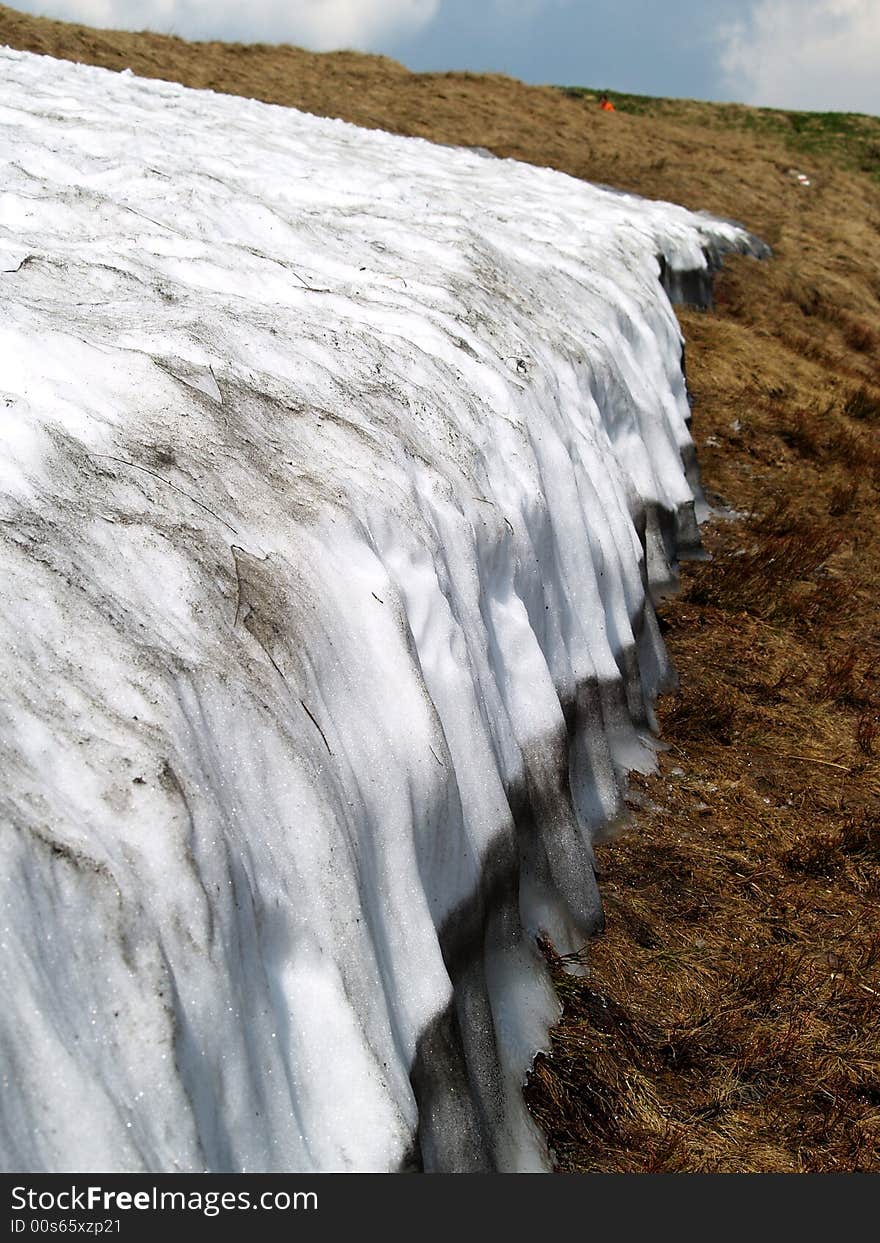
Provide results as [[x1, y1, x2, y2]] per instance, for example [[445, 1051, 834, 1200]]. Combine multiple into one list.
[[0, 48, 761, 1172]]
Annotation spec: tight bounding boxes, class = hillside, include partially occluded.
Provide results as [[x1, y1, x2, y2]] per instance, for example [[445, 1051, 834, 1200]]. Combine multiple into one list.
[[1, 5, 878, 1172]]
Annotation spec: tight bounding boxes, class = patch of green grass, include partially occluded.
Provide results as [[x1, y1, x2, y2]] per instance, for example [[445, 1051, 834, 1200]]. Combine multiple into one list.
[[558, 86, 880, 180]]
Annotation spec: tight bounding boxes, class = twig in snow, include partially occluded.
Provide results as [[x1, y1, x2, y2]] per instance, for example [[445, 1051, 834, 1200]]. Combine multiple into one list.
[[118, 201, 188, 238], [91, 453, 239, 535], [285, 264, 331, 294], [300, 700, 333, 756]]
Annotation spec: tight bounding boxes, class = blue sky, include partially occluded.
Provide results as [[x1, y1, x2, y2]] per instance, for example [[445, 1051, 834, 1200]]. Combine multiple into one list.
[[13, 1, 880, 114]]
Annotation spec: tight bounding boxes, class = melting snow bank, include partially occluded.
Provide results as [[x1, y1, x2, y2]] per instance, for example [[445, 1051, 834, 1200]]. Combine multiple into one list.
[[0, 49, 766, 1173]]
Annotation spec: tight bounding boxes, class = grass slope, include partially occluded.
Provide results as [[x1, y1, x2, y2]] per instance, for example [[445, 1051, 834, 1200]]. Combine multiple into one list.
[[2, 4, 878, 1173], [562, 86, 880, 183]]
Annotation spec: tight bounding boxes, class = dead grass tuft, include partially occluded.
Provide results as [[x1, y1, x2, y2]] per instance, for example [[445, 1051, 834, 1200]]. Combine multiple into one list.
[[782, 833, 845, 877], [844, 386, 880, 423], [828, 482, 859, 517], [664, 689, 736, 744], [686, 527, 841, 623], [842, 318, 879, 354], [821, 646, 861, 704], [840, 810, 880, 859], [856, 712, 880, 757]]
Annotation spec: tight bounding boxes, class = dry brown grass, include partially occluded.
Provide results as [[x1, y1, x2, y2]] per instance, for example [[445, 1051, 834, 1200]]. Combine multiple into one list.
[[525, 293, 880, 1171], [2, 4, 879, 1173]]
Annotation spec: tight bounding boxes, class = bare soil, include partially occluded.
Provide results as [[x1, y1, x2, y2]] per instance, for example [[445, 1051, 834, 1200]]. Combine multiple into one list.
[[3, 3, 878, 1172]]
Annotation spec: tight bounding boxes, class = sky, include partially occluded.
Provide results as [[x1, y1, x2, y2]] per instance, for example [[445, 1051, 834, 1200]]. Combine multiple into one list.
[[13, 1, 880, 115]]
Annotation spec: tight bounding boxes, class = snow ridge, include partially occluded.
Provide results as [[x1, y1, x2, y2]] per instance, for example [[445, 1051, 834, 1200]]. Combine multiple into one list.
[[0, 49, 761, 1172]]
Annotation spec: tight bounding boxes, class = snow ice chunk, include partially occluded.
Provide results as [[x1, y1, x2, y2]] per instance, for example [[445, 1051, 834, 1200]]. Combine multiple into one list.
[[0, 47, 765, 1173]]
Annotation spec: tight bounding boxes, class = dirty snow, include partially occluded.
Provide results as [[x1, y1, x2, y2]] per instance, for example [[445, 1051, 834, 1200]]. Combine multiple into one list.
[[0, 47, 759, 1172]]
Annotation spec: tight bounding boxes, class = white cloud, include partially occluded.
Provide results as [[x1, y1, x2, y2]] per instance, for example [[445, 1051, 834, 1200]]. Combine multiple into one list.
[[17, 1, 441, 50], [718, 0, 880, 114], [490, 0, 570, 14]]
